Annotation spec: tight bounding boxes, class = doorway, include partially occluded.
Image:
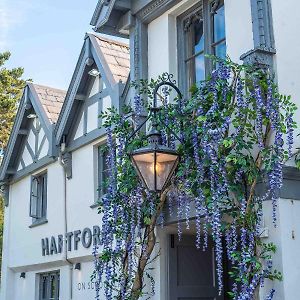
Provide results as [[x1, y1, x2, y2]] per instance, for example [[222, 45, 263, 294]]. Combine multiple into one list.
[[168, 234, 225, 300]]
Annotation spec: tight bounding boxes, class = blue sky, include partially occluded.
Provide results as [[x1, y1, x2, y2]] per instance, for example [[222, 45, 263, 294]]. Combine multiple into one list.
[[0, 0, 101, 90]]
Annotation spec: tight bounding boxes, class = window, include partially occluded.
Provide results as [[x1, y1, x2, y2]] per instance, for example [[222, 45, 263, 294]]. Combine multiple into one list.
[[30, 172, 47, 221], [179, 0, 226, 92], [97, 145, 109, 198], [39, 271, 60, 300]]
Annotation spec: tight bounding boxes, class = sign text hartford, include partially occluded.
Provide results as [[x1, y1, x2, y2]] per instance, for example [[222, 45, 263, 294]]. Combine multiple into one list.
[[41, 225, 100, 256]]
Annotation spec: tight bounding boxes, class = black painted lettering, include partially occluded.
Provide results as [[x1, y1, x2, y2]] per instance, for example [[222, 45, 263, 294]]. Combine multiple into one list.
[[41, 238, 49, 256], [50, 236, 58, 254], [66, 232, 73, 251], [74, 230, 81, 250], [82, 228, 92, 248], [93, 225, 101, 245], [57, 234, 63, 253]]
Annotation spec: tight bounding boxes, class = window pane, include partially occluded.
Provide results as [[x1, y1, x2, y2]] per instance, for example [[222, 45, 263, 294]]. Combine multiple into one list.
[[213, 5, 225, 42], [214, 41, 226, 59], [57, 275, 60, 298], [30, 178, 39, 218], [50, 275, 55, 299], [42, 276, 47, 299], [41, 175, 47, 218], [98, 146, 109, 196], [102, 151, 109, 195], [40, 272, 59, 300], [195, 54, 205, 83], [186, 59, 195, 89], [194, 20, 204, 54]]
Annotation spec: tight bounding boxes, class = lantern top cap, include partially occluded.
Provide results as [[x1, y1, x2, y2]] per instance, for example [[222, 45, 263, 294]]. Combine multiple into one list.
[[131, 143, 179, 156]]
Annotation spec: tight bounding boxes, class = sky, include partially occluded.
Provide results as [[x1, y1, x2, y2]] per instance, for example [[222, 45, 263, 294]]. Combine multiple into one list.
[[0, 0, 103, 90]]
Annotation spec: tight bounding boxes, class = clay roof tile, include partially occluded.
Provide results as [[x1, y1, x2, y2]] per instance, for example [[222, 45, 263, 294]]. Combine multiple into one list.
[[32, 84, 66, 124], [92, 35, 130, 84]]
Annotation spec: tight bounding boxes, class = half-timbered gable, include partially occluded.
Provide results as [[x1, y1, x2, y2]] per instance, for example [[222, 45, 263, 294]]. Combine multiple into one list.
[[0, 83, 65, 186], [55, 33, 129, 152]]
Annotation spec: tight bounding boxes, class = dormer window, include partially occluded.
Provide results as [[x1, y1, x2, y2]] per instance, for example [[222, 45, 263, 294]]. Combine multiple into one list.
[[30, 172, 47, 224]]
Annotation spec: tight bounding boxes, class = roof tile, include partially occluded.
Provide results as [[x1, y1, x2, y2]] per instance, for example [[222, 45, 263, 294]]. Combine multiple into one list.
[[32, 84, 66, 124], [93, 35, 130, 83]]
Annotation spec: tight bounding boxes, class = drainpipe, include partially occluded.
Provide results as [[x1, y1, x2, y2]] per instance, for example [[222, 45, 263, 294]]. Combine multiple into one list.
[[59, 137, 73, 299]]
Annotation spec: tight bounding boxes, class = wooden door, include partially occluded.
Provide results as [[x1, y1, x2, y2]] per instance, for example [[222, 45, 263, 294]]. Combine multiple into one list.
[[169, 234, 224, 300]]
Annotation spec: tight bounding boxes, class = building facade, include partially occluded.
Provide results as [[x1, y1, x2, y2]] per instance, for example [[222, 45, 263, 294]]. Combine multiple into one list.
[[1, 0, 300, 299]]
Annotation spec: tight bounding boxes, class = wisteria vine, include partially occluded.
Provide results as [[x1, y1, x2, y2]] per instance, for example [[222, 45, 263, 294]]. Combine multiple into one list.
[[92, 58, 297, 300]]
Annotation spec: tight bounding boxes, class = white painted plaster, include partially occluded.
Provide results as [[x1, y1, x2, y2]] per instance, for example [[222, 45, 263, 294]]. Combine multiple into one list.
[[17, 161, 22, 171], [87, 102, 99, 133], [148, 13, 170, 79], [38, 138, 49, 159], [74, 113, 84, 140], [88, 76, 100, 98], [224, 0, 253, 62], [38, 128, 45, 149], [27, 126, 36, 150], [102, 95, 112, 114], [22, 145, 33, 167], [8, 163, 65, 268], [271, 0, 300, 151], [261, 198, 300, 300]]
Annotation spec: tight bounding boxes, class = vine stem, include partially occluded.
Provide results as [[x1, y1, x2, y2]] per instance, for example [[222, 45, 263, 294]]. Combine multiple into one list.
[[245, 122, 272, 215], [245, 122, 272, 299], [130, 188, 170, 299]]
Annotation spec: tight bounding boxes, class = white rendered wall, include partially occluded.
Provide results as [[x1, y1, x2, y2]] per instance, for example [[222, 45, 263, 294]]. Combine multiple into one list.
[[8, 162, 65, 268], [87, 102, 99, 132], [1, 136, 108, 299], [258, 1, 300, 299], [0, 201, 14, 300], [224, 0, 253, 62], [272, 0, 300, 147], [74, 114, 84, 139], [261, 198, 300, 300], [148, 13, 170, 79], [66, 138, 105, 260]]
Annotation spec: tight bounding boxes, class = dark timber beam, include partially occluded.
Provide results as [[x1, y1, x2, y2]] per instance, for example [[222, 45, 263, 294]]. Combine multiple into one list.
[[18, 129, 28, 135], [75, 94, 86, 101], [6, 168, 16, 175]]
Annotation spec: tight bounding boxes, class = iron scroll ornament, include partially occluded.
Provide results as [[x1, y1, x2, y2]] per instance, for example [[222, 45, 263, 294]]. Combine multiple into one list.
[[126, 75, 183, 192], [126, 74, 184, 145]]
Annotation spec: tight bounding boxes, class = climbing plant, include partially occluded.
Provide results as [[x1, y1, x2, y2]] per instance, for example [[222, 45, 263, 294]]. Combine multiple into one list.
[[93, 58, 297, 300]]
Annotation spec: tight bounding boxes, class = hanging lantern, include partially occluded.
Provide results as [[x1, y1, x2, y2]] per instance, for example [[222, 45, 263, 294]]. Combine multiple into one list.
[[129, 78, 182, 193], [130, 129, 179, 192]]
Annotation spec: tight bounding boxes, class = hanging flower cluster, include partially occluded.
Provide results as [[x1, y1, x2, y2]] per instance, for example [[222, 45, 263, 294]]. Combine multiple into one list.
[[93, 59, 297, 300]]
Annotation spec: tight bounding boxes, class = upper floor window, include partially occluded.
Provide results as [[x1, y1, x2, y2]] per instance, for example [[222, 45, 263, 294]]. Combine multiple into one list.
[[179, 0, 226, 92], [30, 172, 47, 222]]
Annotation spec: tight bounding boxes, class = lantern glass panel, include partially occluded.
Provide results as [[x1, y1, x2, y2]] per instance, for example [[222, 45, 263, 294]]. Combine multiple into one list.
[[132, 151, 178, 191]]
